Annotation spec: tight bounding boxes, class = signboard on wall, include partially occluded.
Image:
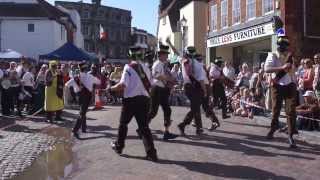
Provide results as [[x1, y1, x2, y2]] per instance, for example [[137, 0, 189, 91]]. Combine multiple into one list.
[[207, 23, 275, 48]]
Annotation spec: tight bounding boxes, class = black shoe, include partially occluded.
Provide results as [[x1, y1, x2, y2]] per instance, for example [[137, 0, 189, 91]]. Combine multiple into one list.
[[55, 117, 65, 121], [266, 130, 275, 140], [208, 123, 220, 131], [136, 129, 142, 139], [222, 114, 230, 119], [288, 137, 297, 148], [146, 149, 158, 162], [196, 129, 204, 136], [73, 131, 80, 139], [163, 132, 178, 140], [292, 129, 299, 135], [191, 121, 196, 127], [177, 124, 185, 136], [82, 129, 87, 133], [111, 141, 123, 154]]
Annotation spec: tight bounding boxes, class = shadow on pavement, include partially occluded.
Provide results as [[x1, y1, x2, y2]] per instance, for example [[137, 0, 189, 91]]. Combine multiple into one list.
[[223, 120, 270, 128], [121, 154, 295, 180]]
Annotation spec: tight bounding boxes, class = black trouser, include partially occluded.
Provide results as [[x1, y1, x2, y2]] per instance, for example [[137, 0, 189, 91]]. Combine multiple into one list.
[[271, 83, 297, 136], [180, 84, 203, 130], [1, 88, 11, 115], [148, 86, 172, 127], [24, 86, 34, 113], [116, 96, 156, 155], [202, 86, 219, 124], [73, 89, 92, 133], [212, 80, 227, 116], [9, 86, 22, 114]]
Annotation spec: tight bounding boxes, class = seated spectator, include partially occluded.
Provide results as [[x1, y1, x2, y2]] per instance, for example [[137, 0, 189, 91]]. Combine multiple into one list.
[[235, 87, 251, 117], [296, 91, 320, 131]]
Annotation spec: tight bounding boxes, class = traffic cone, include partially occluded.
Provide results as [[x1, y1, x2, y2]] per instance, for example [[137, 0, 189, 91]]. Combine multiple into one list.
[[94, 89, 103, 110]]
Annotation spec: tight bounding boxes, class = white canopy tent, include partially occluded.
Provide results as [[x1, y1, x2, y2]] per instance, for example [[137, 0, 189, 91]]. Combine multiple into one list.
[[0, 49, 23, 59]]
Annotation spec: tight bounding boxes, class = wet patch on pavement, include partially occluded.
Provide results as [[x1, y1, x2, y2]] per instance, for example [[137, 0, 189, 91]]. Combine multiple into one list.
[[0, 127, 74, 180]]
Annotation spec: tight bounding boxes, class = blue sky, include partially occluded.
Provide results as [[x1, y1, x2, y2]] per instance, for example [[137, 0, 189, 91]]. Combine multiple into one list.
[[47, 0, 158, 35]]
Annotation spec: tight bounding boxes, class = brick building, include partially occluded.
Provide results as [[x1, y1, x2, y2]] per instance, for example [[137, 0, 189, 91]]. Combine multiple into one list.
[[55, 1, 132, 61], [207, 0, 320, 69]]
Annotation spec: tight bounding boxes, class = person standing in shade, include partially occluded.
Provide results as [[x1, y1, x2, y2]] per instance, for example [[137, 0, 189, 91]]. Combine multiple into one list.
[[264, 35, 298, 148], [209, 58, 231, 119], [72, 63, 101, 139], [177, 47, 207, 136], [147, 44, 178, 140], [44, 61, 64, 123], [110, 47, 158, 162]]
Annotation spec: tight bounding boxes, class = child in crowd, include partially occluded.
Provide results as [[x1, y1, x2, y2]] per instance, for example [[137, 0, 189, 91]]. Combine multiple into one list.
[[296, 91, 320, 131]]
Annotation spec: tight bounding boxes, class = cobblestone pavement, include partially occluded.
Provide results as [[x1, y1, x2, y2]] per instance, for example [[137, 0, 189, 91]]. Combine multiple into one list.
[[0, 106, 320, 180], [0, 131, 56, 180]]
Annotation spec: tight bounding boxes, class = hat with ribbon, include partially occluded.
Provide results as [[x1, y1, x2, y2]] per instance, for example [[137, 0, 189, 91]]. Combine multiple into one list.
[[128, 46, 144, 60], [158, 44, 170, 54], [184, 46, 197, 57]]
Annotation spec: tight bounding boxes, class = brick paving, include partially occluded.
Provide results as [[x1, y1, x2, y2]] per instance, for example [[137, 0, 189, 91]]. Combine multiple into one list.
[[0, 106, 319, 180]]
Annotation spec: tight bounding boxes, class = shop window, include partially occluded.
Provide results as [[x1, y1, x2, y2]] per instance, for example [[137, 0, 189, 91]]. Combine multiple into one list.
[[27, 23, 34, 32], [263, 0, 274, 15], [210, 4, 217, 31], [232, 0, 241, 24], [221, 0, 228, 28], [247, 0, 256, 20]]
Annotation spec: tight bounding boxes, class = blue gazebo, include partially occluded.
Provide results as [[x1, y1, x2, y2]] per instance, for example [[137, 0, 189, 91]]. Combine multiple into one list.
[[39, 42, 97, 62]]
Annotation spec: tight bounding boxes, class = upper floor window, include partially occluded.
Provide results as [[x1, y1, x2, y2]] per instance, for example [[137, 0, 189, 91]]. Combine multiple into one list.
[[263, 0, 274, 14], [221, 0, 228, 28], [83, 10, 90, 19], [28, 24, 35, 32], [247, 0, 256, 20], [232, 0, 241, 24], [210, 4, 217, 31]]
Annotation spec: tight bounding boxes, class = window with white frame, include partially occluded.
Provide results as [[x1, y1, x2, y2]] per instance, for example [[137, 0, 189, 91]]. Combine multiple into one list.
[[210, 4, 217, 31], [232, 0, 241, 24], [221, 0, 228, 28], [263, 0, 273, 14], [247, 0, 256, 20]]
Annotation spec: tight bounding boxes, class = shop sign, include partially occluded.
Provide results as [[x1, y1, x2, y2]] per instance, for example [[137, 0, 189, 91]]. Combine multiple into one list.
[[207, 23, 275, 47]]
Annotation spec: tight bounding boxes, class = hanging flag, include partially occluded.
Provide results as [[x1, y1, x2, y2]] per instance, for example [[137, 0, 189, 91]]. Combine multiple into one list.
[[99, 24, 107, 40]]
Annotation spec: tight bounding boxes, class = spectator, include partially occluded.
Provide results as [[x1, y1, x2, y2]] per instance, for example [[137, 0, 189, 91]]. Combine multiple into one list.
[[34, 64, 48, 112], [313, 53, 320, 103], [236, 63, 251, 87], [223, 61, 236, 81], [296, 91, 319, 131], [301, 58, 314, 91], [22, 64, 36, 114]]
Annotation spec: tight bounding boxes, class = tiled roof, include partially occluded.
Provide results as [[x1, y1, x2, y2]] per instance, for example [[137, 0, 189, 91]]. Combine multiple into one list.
[[0, 3, 51, 17]]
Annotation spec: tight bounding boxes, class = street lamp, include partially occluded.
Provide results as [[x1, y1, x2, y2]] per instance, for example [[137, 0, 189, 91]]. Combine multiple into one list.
[[180, 16, 187, 55]]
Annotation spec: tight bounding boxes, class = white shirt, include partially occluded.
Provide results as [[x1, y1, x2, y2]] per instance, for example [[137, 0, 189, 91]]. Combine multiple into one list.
[[152, 60, 166, 88], [79, 72, 101, 92], [181, 58, 206, 84], [65, 78, 81, 93], [22, 72, 34, 87], [120, 61, 151, 98], [0, 69, 3, 79], [264, 52, 293, 86], [313, 65, 320, 90], [223, 66, 235, 80], [209, 64, 222, 80]]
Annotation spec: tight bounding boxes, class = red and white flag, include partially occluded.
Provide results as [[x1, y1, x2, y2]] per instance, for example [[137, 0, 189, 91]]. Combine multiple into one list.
[[99, 24, 107, 40]]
